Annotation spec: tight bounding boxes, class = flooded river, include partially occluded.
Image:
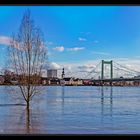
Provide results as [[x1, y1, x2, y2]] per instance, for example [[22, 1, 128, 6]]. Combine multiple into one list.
[[0, 86, 140, 134]]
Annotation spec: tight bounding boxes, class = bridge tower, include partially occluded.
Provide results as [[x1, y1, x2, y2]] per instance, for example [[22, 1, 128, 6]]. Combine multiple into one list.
[[101, 60, 113, 80]]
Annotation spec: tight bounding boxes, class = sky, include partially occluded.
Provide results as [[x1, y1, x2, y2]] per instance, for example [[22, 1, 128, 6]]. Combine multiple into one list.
[[1, 6, 140, 78]]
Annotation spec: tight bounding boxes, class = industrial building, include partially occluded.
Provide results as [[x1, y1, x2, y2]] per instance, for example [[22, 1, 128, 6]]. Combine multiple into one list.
[[47, 69, 57, 78]]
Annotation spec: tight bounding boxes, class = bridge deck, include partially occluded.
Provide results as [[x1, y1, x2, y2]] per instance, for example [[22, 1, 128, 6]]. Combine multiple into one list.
[[92, 78, 140, 82]]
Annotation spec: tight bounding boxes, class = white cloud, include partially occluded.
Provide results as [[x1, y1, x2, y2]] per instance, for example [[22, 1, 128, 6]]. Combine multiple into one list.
[[78, 64, 95, 72], [55, 57, 140, 79], [67, 47, 85, 52], [94, 40, 99, 44], [47, 52, 52, 56], [48, 42, 53, 45], [92, 51, 110, 56], [57, 61, 98, 78], [51, 62, 61, 69], [78, 37, 87, 41], [113, 58, 140, 71], [0, 35, 20, 49], [45, 62, 61, 70], [0, 36, 12, 46], [53, 46, 64, 52], [66, 66, 72, 71]]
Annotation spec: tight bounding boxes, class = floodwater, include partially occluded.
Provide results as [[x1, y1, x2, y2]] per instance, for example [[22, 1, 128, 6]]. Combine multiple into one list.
[[0, 86, 140, 134]]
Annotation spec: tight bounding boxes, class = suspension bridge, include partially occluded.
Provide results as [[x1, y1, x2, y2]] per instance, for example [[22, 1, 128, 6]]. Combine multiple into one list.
[[65, 60, 140, 86]]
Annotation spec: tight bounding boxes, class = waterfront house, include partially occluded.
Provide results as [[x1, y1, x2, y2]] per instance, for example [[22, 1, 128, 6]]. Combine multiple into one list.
[[0, 75, 4, 84], [63, 77, 73, 85], [41, 77, 50, 85], [60, 79, 65, 85], [63, 77, 83, 86], [71, 78, 83, 86], [50, 78, 60, 85], [83, 79, 93, 85]]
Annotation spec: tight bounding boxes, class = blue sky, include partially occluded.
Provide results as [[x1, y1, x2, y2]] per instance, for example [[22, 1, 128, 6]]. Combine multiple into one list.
[[1, 6, 140, 77]]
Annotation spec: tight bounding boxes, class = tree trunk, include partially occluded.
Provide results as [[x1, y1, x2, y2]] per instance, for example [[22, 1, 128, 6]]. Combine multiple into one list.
[[26, 100, 30, 110]]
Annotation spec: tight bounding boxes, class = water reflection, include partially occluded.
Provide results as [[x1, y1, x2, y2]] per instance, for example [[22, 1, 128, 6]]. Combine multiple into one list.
[[101, 87, 104, 118], [110, 87, 113, 117], [1, 86, 140, 134], [19, 106, 43, 134], [101, 86, 113, 118], [26, 107, 30, 134], [61, 86, 65, 114], [61, 86, 65, 105]]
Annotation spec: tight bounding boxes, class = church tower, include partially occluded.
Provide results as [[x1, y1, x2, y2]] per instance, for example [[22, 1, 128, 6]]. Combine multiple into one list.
[[62, 68, 65, 79]]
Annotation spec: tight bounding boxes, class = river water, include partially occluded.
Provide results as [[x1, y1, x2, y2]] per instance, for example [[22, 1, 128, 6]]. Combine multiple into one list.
[[0, 86, 140, 134]]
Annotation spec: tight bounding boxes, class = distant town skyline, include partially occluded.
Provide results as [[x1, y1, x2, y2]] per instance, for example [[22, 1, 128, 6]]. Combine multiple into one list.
[[0, 6, 140, 78]]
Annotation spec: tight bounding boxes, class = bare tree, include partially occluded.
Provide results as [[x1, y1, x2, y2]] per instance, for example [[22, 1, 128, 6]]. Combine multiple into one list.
[[9, 10, 47, 109]]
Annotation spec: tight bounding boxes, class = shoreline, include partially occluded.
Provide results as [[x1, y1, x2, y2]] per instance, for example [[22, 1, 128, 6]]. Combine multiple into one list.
[[1, 84, 140, 87]]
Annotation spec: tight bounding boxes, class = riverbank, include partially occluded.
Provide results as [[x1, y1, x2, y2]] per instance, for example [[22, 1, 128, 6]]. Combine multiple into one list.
[[1, 84, 140, 87]]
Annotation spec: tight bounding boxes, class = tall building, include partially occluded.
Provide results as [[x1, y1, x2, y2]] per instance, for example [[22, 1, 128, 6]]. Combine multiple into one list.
[[47, 69, 57, 78]]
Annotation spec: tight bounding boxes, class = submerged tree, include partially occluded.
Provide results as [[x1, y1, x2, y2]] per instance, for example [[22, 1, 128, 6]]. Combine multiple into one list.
[[9, 10, 47, 109]]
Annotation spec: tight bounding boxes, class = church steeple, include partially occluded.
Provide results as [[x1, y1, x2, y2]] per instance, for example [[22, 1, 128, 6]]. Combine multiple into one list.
[[62, 68, 65, 79]]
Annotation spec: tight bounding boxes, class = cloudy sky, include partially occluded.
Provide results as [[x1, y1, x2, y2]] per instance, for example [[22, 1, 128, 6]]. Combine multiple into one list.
[[1, 6, 140, 78]]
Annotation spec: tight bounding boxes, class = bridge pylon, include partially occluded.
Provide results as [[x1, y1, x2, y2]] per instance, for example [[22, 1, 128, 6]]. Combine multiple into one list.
[[101, 60, 113, 80]]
